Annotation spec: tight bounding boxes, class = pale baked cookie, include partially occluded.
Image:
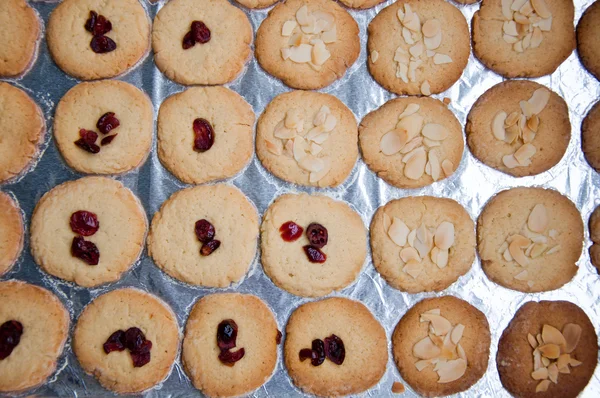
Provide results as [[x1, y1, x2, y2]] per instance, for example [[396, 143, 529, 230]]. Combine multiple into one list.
[[370, 196, 475, 293], [73, 288, 179, 394], [360, 97, 463, 188], [30, 176, 147, 287], [0, 193, 23, 277], [284, 297, 387, 396], [577, 1, 600, 80], [338, 0, 386, 9], [588, 205, 600, 274], [153, 0, 252, 85], [182, 293, 279, 397], [497, 301, 598, 398], [54, 80, 153, 175], [234, 0, 280, 8], [472, 0, 575, 78], [47, 0, 150, 80], [0, 82, 45, 184], [392, 296, 490, 397], [0, 0, 40, 77], [367, 0, 470, 96], [157, 87, 254, 185], [261, 193, 366, 297], [582, 101, 600, 172], [467, 81, 569, 177], [255, 0, 360, 90], [0, 280, 69, 394], [477, 187, 583, 293], [256, 91, 357, 187], [148, 184, 258, 287]]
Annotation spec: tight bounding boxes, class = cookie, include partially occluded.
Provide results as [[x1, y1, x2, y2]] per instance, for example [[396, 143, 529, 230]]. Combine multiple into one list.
[[588, 205, 600, 274], [73, 288, 179, 394], [582, 101, 600, 172], [0, 0, 40, 77], [0, 193, 23, 277], [367, 0, 470, 96], [0, 280, 69, 394], [466, 81, 570, 177], [0, 82, 45, 184], [47, 0, 150, 80], [577, 1, 600, 80], [233, 0, 280, 8], [255, 0, 360, 90], [392, 296, 490, 397], [256, 90, 358, 188], [477, 187, 583, 293], [338, 0, 386, 9], [284, 297, 387, 396], [157, 87, 254, 185], [182, 293, 279, 397], [54, 80, 153, 175], [472, 0, 575, 78], [148, 184, 258, 287], [497, 301, 598, 398], [30, 176, 147, 287], [359, 97, 463, 188], [261, 193, 366, 297], [153, 0, 252, 85], [370, 196, 475, 293]]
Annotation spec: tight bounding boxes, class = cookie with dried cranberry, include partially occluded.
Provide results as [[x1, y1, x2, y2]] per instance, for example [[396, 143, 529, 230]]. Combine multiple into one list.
[[497, 300, 598, 398], [182, 293, 279, 397], [30, 176, 147, 288], [74, 288, 179, 394], [582, 101, 600, 173], [284, 297, 387, 396], [0, 280, 69, 394], [578, 1, 600, 81], [0, 193, 24, 277], [54, 80, 153, 175], [47, 0, 150, 80], [157, 87, 255, 185], [0, 0, 41, 77]]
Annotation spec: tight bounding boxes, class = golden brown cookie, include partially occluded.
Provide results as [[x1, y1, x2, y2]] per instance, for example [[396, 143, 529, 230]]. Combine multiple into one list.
[[0, 0, 40, 78], [577, 1, 600, 80], [338, 0, 386, 8], [582, 101, 600, 172], [588, 205, 600, 274], [0, 192, 23, 277], [233, 0, 280, 8]]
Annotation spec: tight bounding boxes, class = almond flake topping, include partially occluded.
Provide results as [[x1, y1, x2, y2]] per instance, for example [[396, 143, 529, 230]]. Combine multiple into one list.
[[501, 0, 552, 52]]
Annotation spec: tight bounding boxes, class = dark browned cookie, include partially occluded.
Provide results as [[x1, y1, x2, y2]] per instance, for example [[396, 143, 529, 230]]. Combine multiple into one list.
[[577, 1, 600, 80], [582, 101, 600, 172]]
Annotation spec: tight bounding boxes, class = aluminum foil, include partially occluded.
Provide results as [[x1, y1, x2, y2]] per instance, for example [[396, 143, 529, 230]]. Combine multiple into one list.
[[2, 0, 600, 396]]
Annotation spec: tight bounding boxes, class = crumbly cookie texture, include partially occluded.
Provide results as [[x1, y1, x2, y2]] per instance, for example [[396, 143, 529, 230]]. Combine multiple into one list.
[[0, 0, 40, 77], [371, 196, 475, 293], [256, 90, 357, 187], [497, 301, 598, 398], [256, 0, 360, 89], [233, 0, 280, 8], [472, 0, 575, 78], [577, 1, 600, 80], [74, 288, 179, 394], [284, 297, 387, 396], [0, 193, 24, 277], [477, 187, 583, 293], [367, 0, 470, 96], [182, 293, 279, 397], [359, 97, 463, 188], [393, 296, 490, 397], [582, 101, 600, 173], [0, 280, 70, 394], [588, 205, 600, 274], [467, 80, 570, 177]]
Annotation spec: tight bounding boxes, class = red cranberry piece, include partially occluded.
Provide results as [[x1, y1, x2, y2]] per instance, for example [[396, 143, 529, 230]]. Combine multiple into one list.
[[195, 219, 215, 243], [71, 236, 100, 265], [311, 339, 326, 366], [217, 319, 238, 351], [299, 348, 313, 362], [84, 11, 97, 33], [101, 134, 117, 146], [324, 334, 345, 365], [201, 240, 220, 256], [306, 223, 328, 248], [0, 320, 23, 360], [91, 35, 117, 54], [75, 129, 100, 154], [182, 31, 195, 49], [97, 112, 120, 134], [276, 330, 282, 345], [218, 347, 245, 366], [279, 221, 304, 242], [93, 14, 112, 36], [191, 21, 211, 44], [130, 339, 152, 368], [70, 211, 100, 236], [124, 327, 146, 351], [103, 330, 126, 354], [193, 118, 214, 152], [303, 245, 327, 263]]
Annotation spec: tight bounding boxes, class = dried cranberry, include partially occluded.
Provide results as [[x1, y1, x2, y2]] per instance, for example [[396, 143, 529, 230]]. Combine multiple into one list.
[[124, 327, 146, 352], [101, 134, 117, 146], [97, 112, 120, 134], [217, 320, 238, 351], [324, 334, 345, 365], [71, 236, 100, 265], [103, 330, 126, 354], [201, 240, 221, 256], [90, 35, 117, 54], [93, 14, 112, 36], [279, 221, 304, 242], [306, 223, 328, 248], [191, 21, 211, 44], [182, 31, 195, 49], [130, 339, 152, 368], [75, 129, 100, 154], [84, 11, 97, 33], [276, 330, 282, 345], [299, 348, 313, 362], [195, 219, 216, 243], [193, 118, 214, 152], [0, 321, 23, 360], [218, 347, 245, 366], [311, 339, 326, 366], [70, 211, 100, 236], [303, 245, 327, 263]]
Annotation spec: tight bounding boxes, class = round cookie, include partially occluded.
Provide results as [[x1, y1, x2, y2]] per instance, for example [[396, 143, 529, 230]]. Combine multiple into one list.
[[157, 87, 255, 185], [54, 80, 153, 175], [588, 205, 600, 274], [255, 0, 360, 90], [577, 1, 600, 80], [30, 176, 147, 287], [0, 0, 40, 77], [233, 0, 280, 8], [582, 101, 600, 172], [472, 0, 575, 78], [261, 193, 366, 297], [392, 296, 490, 397], [0, 193, 23, 277], [370, 196, 475, 293], [497, 300, 598, 398], [467, 81, 570, 177], [477, 187, 583, 293], [284, 297, 387, 396], [367, 0, 470, 96], [0, 82, 45, 184], [147, 184, 258, 287], [359, 97, 463, 188], [73, 288, 179, 394], [256, 91, 358, 188], [338, 0, 386, 9], [0, 280, 69, 394], [153, 0, 252, 85], [182, 293, 279, 397]]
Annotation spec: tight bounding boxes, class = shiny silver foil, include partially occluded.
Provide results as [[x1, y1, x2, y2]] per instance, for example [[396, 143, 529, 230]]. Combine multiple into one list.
[[2, 0, 599, 396]]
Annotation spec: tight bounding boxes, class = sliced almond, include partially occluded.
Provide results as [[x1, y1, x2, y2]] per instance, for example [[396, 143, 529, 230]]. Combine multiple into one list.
[[492, 111, 508, 140], [370, 50, 379, 63], [288, 44, 312, 63], [430, 246, 439, 264], [404, 148, 427, 180], [536, 333, 544, 346], [383, 213, 392, 233], [501, 0, 514, 20], [557, 354, 571, 371], [562, 324, 581, 354], [527, 115, 540, 133], [457, 343, 467, 361], [433, 53, 452, 65], [397, 113, 424, 141], [522, 128, 536, 144], [323, 114, 337, 132], [542, 324, 567, 349], [534, 348, 543, 369], [450, 324, 465, 345], [436, 248, 449, 269], [421, 80, 431, 96], [538, 344, 560, 359], [441, 159, 454, 176], [437, 358, 467, 383], [415, 359, 432, 371], [422, 124, 448, 141], [422, 19, 441, 37], [424, 138, 440, 147], [321, 26, 337, 43], [265, 139, 282, 155], [381, 130, 408, 155], [503, 247, 513, 261], [536, 16, 552, 31], [305, 126, 324, 141], [293, 136, 308, 161], [407, 229, 416, 248], [536, 380, 551, 393], [397, 63, 409, 83], [274, 121, 297, 140], [402, 145, 425, 163], [527, 204, 548, 233], [389, 217, 410, 247], [514, 143, 536, 166], [559, 365, 571, 374], [283, 139, 294, 157], [413, 336, 441, 360], [402, 27, 415, 45], [530, 27, 543, 48], [514, 269, 529, 280], [309, 156, 331, 183], [547, 363, 558, 384], [501, 154, 518, 169], [520, 100, 534, 117], [570, 358, 582, 367], [520, 1, 534, 15], [398, 103, 420, 120], [503, 34, 519, 44], [429, 151, 441, 181], [311, 132, 329, 145], [511, 0, 528, 11], [300, 15, 315, 34], [522, 32, 532, 49], [505, 111, 521, 127], [528, 88, 551, 115], [545, 245, 560, 255], [531, 0, 552, 19], [421, 313, 452, 336], [513, 40, 524, 53], [434, 222, 454, 250], [505, 123, 520, 143], [530, 243, 547, 258], [528, 333, 538, 349], [514, 12, 530, 25], [424, 32, 442, 50], [403, 12, 421, 32], [531, 367, 549, 380], [503, 21, 519, 36], [401, 247, 421, 263], [298, 155, 324, 172], [403, 259, 422, 279], [285, 108, 303, 130], [408, 60, 421, 82], [282, 20, 297, 36], [409, 42, 424, 58], [311, 40, 331, 66], [542, 356, 550, 367], [509, 240, 530, 267], [313, 105, 330, 126]]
